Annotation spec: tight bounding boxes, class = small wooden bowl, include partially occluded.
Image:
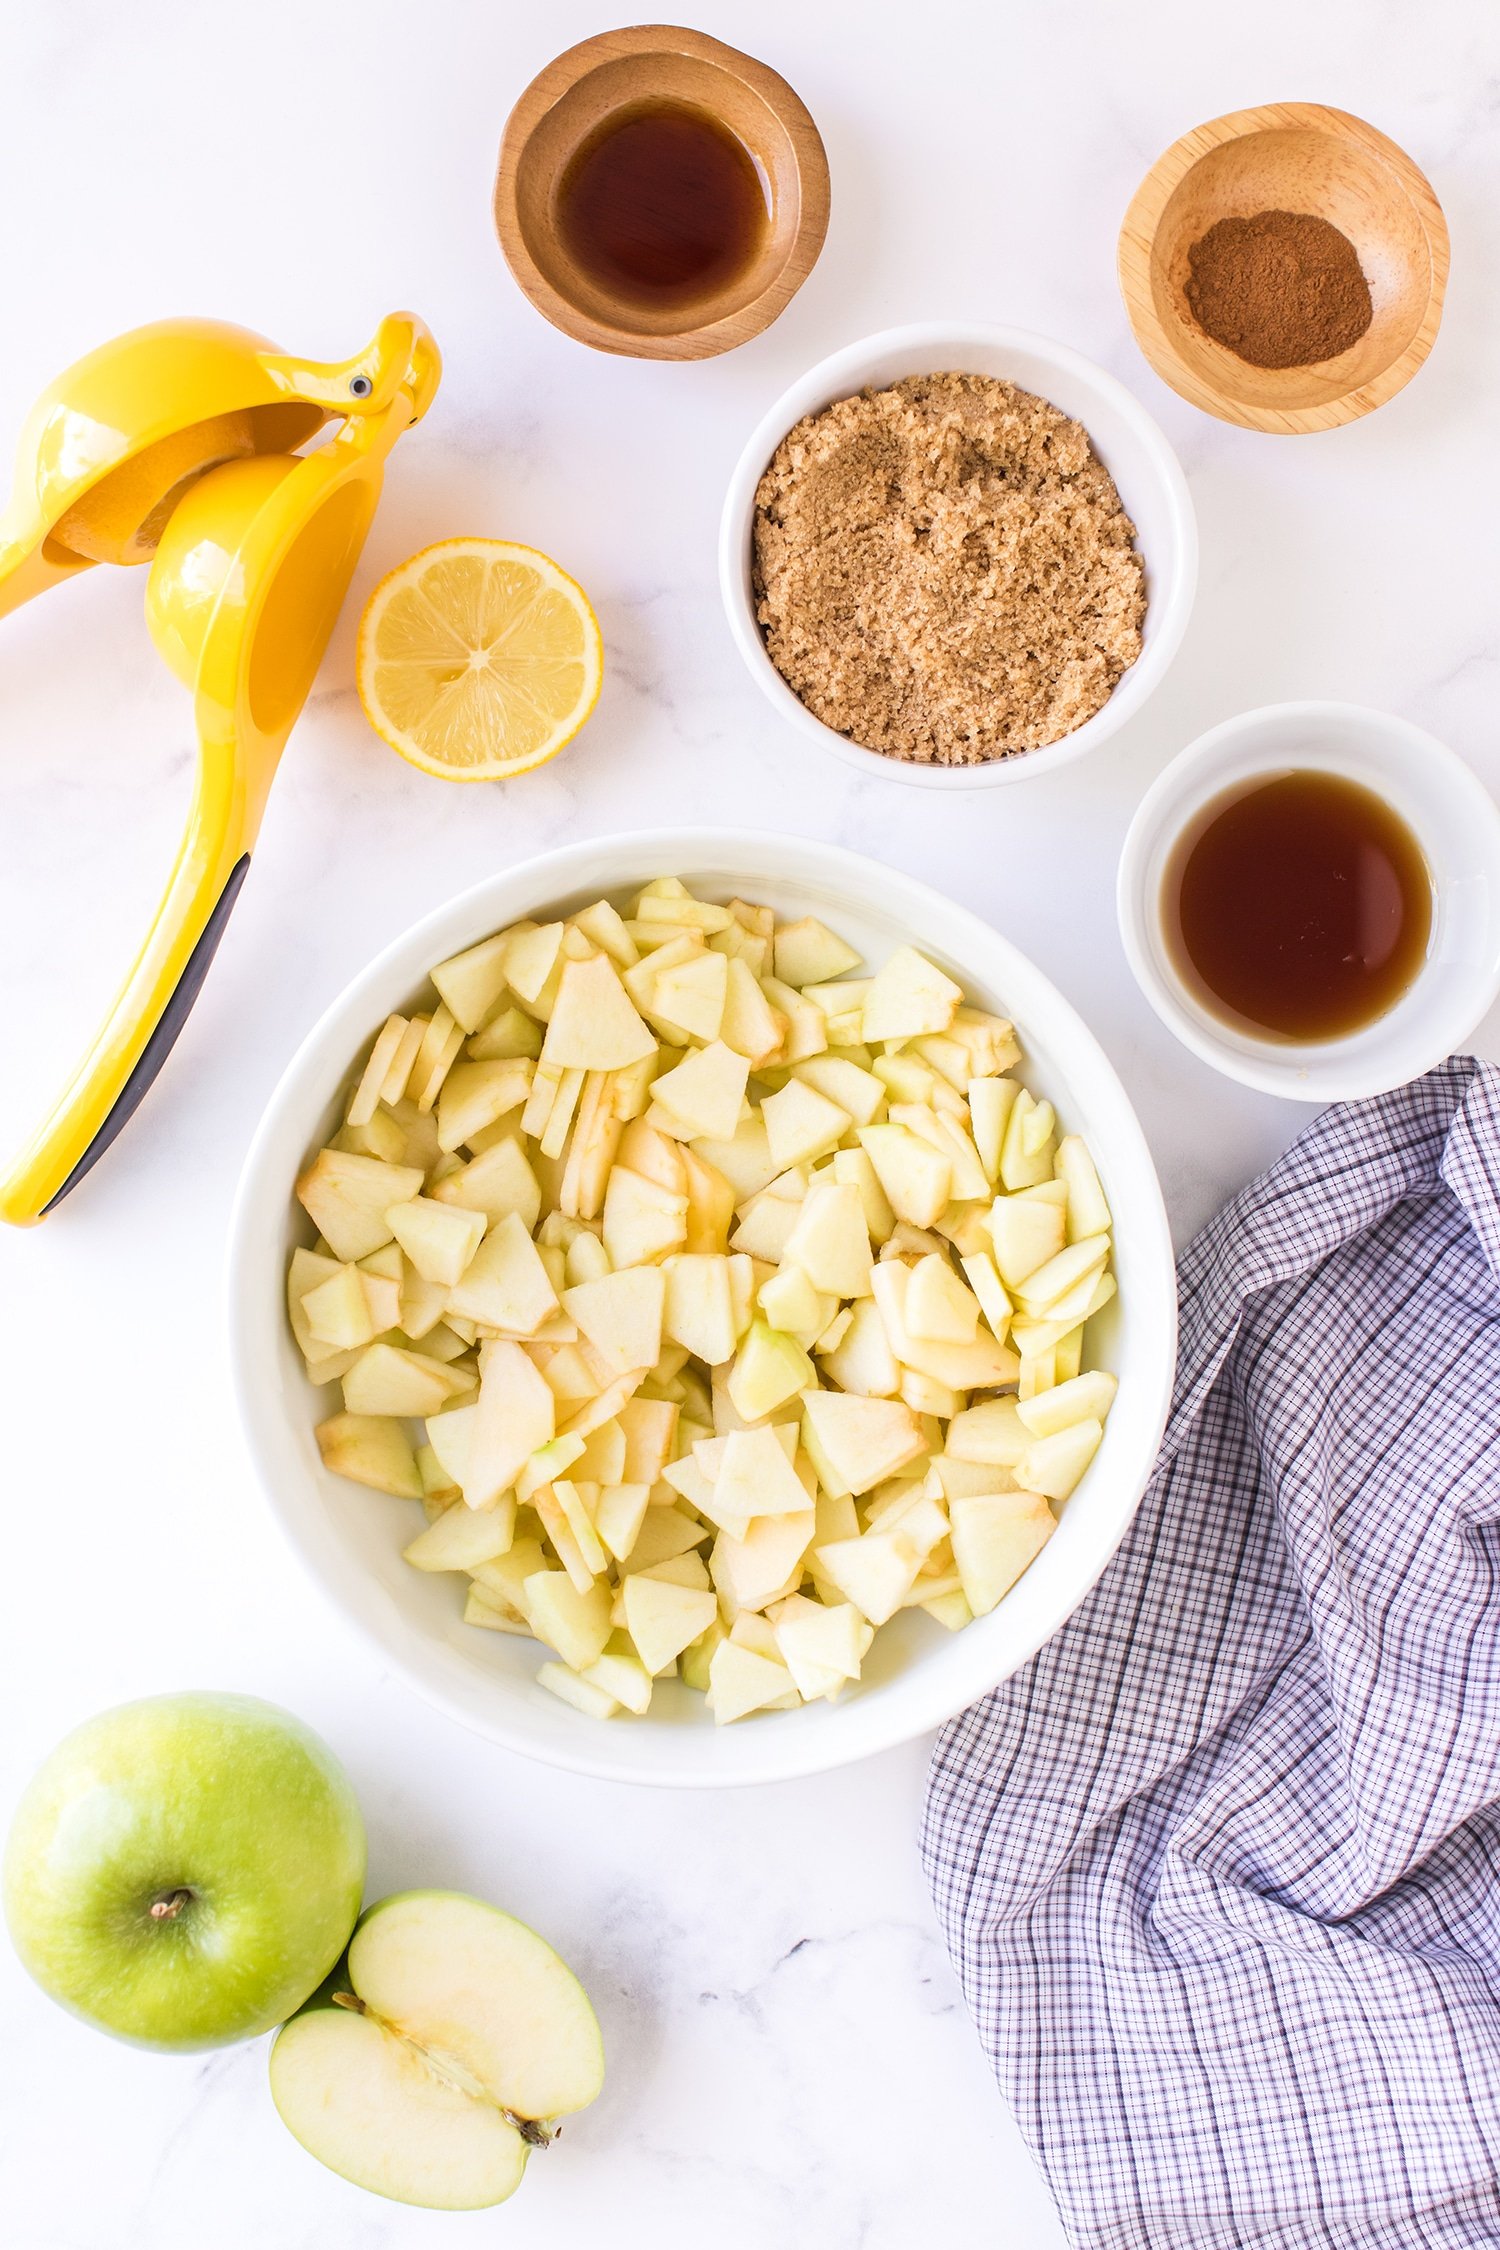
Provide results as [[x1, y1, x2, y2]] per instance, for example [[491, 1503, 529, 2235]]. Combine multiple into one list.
[[494, 25, 830, 361], [1118, 103, 1449, 434]]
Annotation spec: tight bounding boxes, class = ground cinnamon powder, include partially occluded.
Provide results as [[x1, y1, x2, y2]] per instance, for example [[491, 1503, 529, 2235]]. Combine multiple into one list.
[[1185, 209, 1373, 369]]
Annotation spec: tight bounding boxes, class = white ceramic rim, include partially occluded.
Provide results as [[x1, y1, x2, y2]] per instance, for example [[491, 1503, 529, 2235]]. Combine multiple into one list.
[[1117, 701, 1500, 1102], [717, 320, 1198, 790], [229, 829, 1178, 1785]]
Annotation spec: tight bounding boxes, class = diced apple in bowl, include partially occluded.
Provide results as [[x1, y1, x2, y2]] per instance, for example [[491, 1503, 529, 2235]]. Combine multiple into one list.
[[285, 880, 1121, 1724]]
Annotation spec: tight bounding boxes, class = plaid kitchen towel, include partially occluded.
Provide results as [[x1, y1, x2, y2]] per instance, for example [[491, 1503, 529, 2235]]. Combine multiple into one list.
[[922, 1057, 1500, 2250]]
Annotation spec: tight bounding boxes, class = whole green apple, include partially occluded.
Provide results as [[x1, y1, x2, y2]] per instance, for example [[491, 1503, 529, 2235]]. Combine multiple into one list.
[[3, 1692, 366, 2051]]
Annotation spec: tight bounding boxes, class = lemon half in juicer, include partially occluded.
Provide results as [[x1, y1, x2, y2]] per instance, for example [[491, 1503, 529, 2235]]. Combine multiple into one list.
[[0, 313, 440, 1225]]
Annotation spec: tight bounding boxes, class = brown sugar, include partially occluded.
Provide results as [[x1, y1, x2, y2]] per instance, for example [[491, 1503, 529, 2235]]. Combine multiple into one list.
[[1185, 210, 1373, 370], [751, 373, 1146, 766]]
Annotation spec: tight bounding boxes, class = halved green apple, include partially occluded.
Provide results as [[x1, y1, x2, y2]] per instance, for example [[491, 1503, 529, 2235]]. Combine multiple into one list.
[[269, 1890, 604, 2211]]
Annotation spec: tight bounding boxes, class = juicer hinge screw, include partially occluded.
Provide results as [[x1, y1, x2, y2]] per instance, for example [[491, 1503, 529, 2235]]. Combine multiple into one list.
[[349, 374, 373, 398]]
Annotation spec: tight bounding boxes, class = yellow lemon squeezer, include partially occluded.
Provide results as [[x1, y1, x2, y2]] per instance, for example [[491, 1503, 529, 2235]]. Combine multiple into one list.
[[0, 312, 440, 1225]]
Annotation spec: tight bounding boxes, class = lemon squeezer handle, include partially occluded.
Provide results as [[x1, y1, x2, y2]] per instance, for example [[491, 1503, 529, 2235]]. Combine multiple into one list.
[[0, 745, 254, 1224]]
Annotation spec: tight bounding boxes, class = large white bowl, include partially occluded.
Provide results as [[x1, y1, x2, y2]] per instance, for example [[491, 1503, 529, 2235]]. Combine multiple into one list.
[[718, 323, 1197, 789], [230, 832, 1177, 1786]]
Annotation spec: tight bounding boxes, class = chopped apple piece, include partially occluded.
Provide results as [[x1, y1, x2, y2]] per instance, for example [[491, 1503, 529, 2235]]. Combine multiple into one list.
[[316, 1412, 423, 1499], [762, 1079, 851, 1171], [1014, 1235, 1111, 1316], [757, 1263, 835, 1344], [622, 1574, 719, 1674], [469, 1536, 547, 1617], [541, 953, 657, 1072], [662, 1253, 739, 1366], [638, 889, 732, 933], [601, 1166, 688, 1269], [571, 898, 638, 967], [622, 1506, 710, 1572], [819, 1297, 901, 1399], [769, 1594, 867, 1696], [446, 1213, 559, 1336], [650, 949, 728, 1043], [429, 931, 513, 1032], [523, 1572, 613, 1671], [583, 1638, 654, 1715], [889, 1104, 990, 1203], [986, 1192, 1067, 1288], [950, 1490, 1055, 1614], [861, 946, 963, 1042], [781, 1180, 874, 1299], [296, 1150, 424, 1263], [594, 1483, 651, 1563], [813, 1530, 925, 1626], [730, 1184, 805, 1263], [715, 1424, 816, 1523], [617, 1397, 678, 1485], [1054, 1133, 1111, 1239], [347, 1015, 411, 1128], [999, 1087, 1057, 1190], [707, 1639, 799, 1724], [403, 1500, 515, 1572], [302, 1263, 379, 1352], [649, 1041, 750, 1143], [960, 1250, 1012, 1343], [432, 1137, 542, 1233], [464, 1587, 531, 1635], [945, 1396, 1029, 1467], [1016, 1369, 1118, 1438], [385, 1197, 487, 1289], [616, 1118, 686, 1193], [773, 916, 862, 987], [1013, 1418, 1104, 1501], [709, 1509, 816, 1616], [870, 1258, 1018, 1392], [967, 1077, 1020, 1184], [436, 1059, 533, 1155], [791, 1055, 886, 1128], [408, 1008, 466, 1113], [504, 922, 565, 1008], [466, 1005, 544, 1062], [758, 975, 827, 1062], [905, 1253, 980, 1343], [536, 1663, 619, 1718], [799, 1389, 925, 1496], [857, 1125, 951, 1229], [727, 1319, 816, 1422], [460, 1341, 556, 1509], [719, 958, 785, 1065], [561, 1266, 665, 1377], [343, 1343, 469, 1420], [832, 1146, 895, 1243]]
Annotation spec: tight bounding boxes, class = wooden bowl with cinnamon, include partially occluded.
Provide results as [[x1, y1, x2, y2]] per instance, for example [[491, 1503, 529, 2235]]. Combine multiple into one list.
[[1118, 103, 1449, 435]]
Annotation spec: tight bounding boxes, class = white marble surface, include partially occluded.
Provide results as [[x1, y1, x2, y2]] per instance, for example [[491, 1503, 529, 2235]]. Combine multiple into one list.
[[2, 1, 1497, 2242]]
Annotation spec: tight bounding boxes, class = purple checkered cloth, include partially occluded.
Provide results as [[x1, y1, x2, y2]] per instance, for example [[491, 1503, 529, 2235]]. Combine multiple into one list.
[[922, 1058, 1500, 2250]]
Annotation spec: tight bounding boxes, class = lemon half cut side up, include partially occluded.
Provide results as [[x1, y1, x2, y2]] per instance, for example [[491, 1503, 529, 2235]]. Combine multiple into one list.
[[357, 539, 603, 782]]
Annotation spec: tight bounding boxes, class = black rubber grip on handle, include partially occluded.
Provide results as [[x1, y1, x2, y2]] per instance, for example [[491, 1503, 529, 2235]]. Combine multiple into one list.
[[43, 853, 252, 1213]]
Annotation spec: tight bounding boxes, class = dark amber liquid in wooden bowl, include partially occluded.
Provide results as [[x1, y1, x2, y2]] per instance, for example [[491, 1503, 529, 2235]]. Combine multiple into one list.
[[555, 98, 770, 310], [1164, 770, 1433, 1040]]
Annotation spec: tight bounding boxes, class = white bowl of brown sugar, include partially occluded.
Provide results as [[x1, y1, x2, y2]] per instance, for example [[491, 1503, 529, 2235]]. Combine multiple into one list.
[[718, 323, 1196, 788]]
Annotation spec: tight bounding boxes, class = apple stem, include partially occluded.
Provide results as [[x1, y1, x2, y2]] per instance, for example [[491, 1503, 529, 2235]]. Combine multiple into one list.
[[331, 1990, 366, 2014], [148, 1888, 194, 1922]]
